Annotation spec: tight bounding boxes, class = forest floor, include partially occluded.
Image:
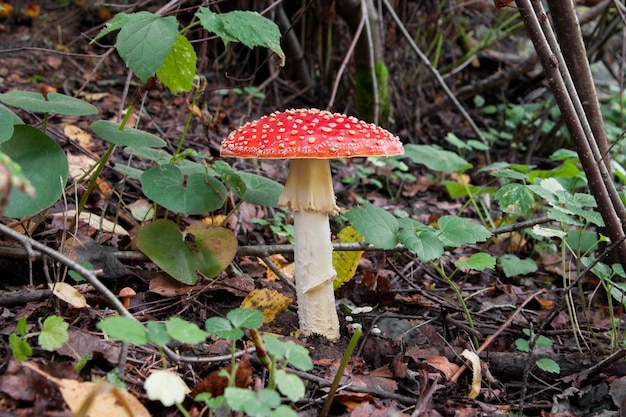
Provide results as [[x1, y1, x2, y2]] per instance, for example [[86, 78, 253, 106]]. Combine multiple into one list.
[[0, 2, 625, 417]]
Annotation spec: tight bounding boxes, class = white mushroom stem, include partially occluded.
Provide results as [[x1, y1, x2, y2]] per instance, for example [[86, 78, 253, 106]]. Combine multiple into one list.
[[278, 159, 340, 341]]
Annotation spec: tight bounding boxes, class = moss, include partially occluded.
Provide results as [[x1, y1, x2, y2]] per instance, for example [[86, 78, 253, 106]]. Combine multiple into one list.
[[354, 61, 391, 127]]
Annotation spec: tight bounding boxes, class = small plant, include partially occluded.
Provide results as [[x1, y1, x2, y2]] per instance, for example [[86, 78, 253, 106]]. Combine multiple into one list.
[[9, 316, 73, 362], [98, 308, 313, 417], [515, 328, 561, 375]]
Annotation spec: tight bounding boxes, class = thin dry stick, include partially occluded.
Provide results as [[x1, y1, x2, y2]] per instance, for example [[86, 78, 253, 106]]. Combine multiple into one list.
[[449, 288, 546, 383]]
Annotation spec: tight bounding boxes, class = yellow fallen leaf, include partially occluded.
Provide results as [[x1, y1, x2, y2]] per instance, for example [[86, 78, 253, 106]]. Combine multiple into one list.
[[241, 288, 293, 323], [23, 362, 151, 417], [260, 255, 294, 282], [48, 282, 88, 308], [333, 226, 364, 290], [461, 349, 482, 399]]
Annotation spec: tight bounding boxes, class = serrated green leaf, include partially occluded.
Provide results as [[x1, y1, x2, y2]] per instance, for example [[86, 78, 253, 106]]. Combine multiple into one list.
[[515, 338, 529, 352], [500, 254, 537, 278], [9, 333, 32, 361], [92, 12, 131, 42], [455, 253, 495, 271], [263, 334, 286, 359], [495, 183, 535, 214], [165, 317, 209, 344], [398, 228, 443, 262], [536, 334, 553, 347], [282, 340, 313, 371], [197, 8, 285, 66], [205, 316, 243, 340], [536, 357, 560, 374], [156, 34, 197, 94], [146, 321, 170, 347], [403, 144, 471, 173], [227, 308, 264, 330], [116, 12, 179, 82], [345, 203, 399, 250], [275, 369, 305, 401], [97, 316, 148, 345], [437, 216, 492, 246], [38, 316, 69, 351]]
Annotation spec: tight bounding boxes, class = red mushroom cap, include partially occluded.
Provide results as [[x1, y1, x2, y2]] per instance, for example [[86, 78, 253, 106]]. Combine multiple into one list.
[[221, 108, 404, 159]]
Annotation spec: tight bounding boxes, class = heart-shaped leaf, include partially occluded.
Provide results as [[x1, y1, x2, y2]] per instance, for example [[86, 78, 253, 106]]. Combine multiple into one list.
[[135, 219, 237, 284], [0, 104, 22, 142], [141, 165, 226, 214], [0, 91, 98, 116], [92, 121, 166, 147], [1, 125, 68, 217]]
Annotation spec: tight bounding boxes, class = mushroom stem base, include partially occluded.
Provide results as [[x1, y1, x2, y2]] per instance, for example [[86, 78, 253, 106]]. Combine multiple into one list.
[[293, 210, 340, 341]]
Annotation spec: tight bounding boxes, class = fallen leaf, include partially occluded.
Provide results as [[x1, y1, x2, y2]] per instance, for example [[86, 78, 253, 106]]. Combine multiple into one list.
[[260, 254, 294, 282], [241, 288, 293, 323], [23, 362, 150, 417], [48, 282, 88, 308], [461, 349, 482, 399], [426, 355, 460, 380]]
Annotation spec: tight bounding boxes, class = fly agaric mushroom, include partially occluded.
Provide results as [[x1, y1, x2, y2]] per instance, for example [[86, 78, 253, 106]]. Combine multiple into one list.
[[221, 108, 404, 341]]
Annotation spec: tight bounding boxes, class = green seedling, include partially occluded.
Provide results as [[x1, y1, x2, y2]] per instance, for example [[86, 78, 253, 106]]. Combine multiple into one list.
[[515, 328, 560, 375]]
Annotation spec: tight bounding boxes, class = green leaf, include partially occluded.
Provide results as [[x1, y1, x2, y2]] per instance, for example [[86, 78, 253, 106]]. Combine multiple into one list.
[[92, 12, 131, 41], [205, 317, 243, 341], [141, 165, 226, 214], [455, 253, 495, 271], [403, 144, 471, 173], [68, 261, 94, 283], [274, 369, 305, 401], [0, 104, 22, 142], [515, 338, 529, 352], [225, 388, 281, 417], [165, 317, 209, 344], [345, 203, 399, 250], [0, 92, 98, 116], [495, 183, 535, 215], [227, 308, 264, 330], [398, 228, 443, 262], [236, 172, 283, 207], [136, 220, 237, 285], [500, 254, 537, 278], [536, 334, 553, 348], [116, 12, 179, 82], [281, 340, 313, 371], [536, 357, 560, 374], [156, 34, 197, 94], [9, 333, 32, 361], [1, 125, 69, 218], [197, 8, 285, 66], [437, 216, 492, 246], [92, 121, 166, 147], [97, 316, 148, 345], [146, 321, 170, 347], [38, 316, 69, 351], [16, 316, 27, 337]]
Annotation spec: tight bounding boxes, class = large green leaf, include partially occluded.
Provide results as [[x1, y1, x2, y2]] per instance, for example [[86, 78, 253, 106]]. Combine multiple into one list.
[[141, 165, 226, 214], [0, 91, 97, 116], [197, 8, 285, 66], [116, 12, 179, 82], [403, 144, 471, 173], [236, 172, 283, 207], [495, 183, 535, 215], [0, 104, 22, 142], [344, 203, 399, 250], [135, 219, 237, 284], [92, 121, 166, 147], [156, 34, 197, 94], [398, 228, 443, 262], [1, 125, 68, 217], [437, 216, 492, 246]]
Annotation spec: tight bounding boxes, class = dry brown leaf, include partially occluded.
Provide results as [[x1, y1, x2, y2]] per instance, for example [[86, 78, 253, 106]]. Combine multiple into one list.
[[426, 355, 460, 380], [461, 349, 481, 399], [23, 362, 150, 417], [48, 282, 88, 308]]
